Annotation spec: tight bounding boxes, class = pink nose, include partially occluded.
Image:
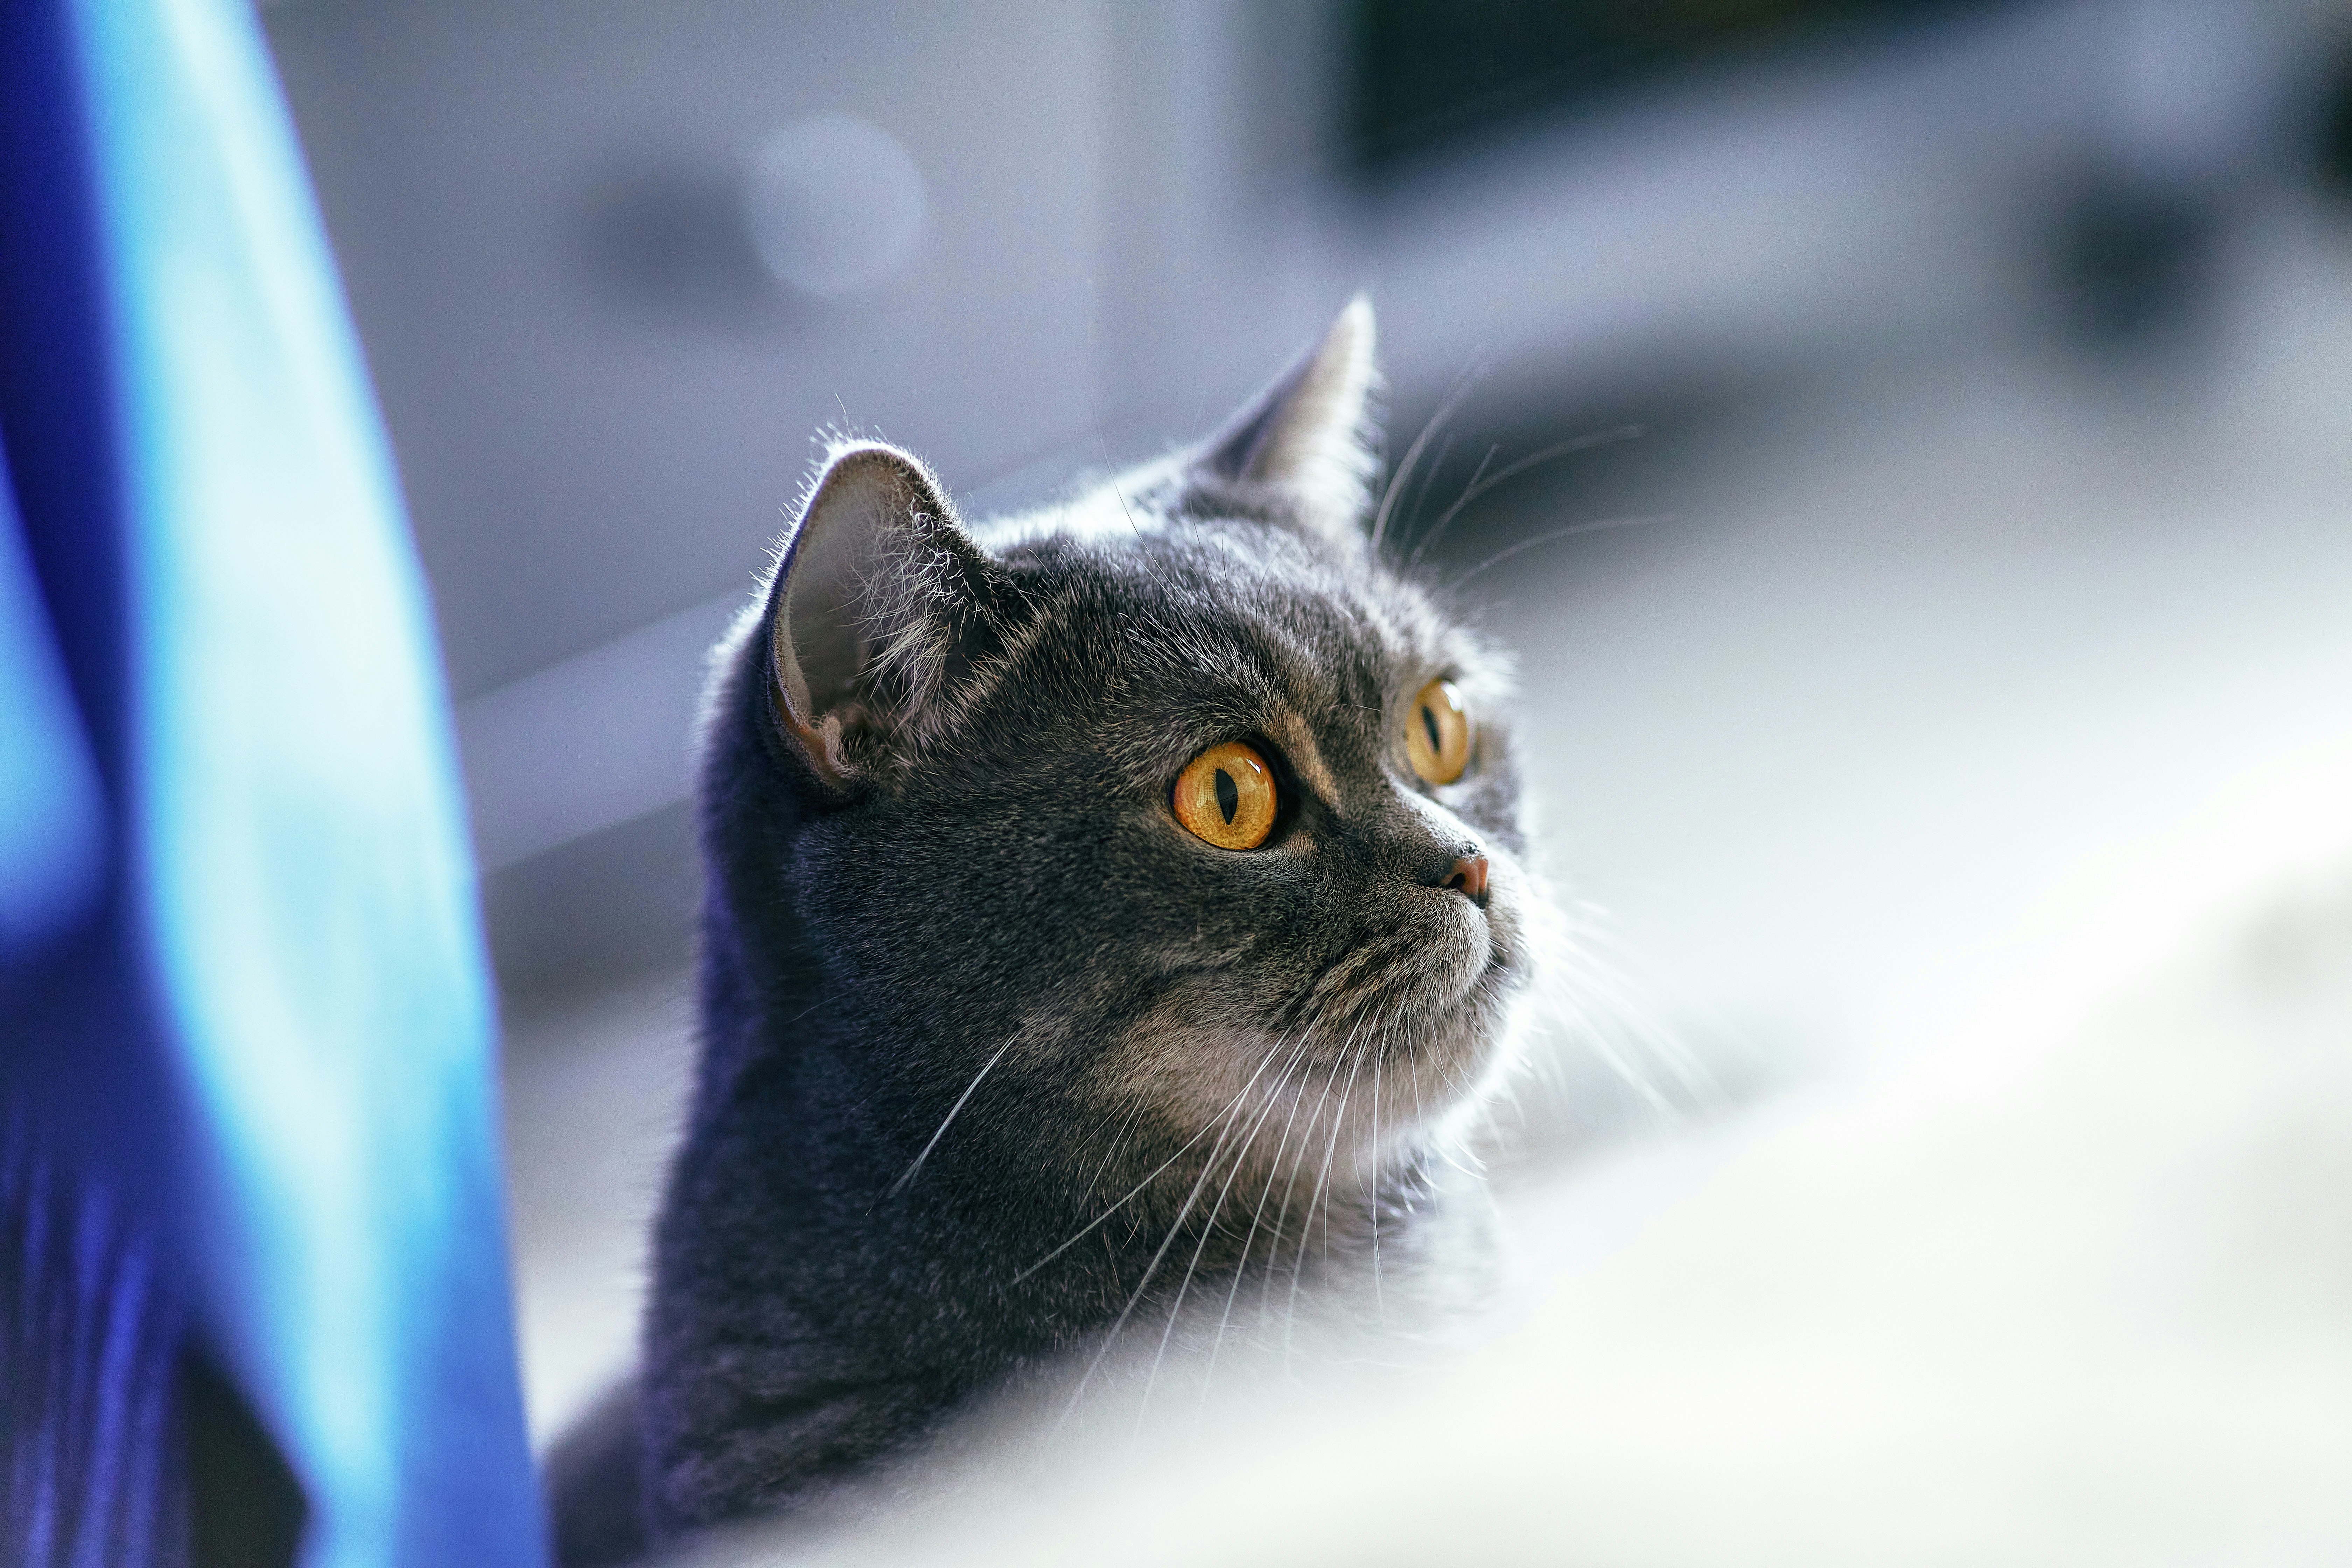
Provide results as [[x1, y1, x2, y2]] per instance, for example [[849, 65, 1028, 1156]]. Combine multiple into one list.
[[1443, 855, 1489, 903]]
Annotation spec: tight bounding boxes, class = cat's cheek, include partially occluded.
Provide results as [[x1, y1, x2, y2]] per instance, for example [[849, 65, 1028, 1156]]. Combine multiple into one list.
[[1436, 768, 1526, 855], [1086, 994, 1299, 1139]]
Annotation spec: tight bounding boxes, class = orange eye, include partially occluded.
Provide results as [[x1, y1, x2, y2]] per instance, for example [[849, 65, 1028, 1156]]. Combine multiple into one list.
[[1173, 741, 1278, 850], [1405, 679, 1470, 785]]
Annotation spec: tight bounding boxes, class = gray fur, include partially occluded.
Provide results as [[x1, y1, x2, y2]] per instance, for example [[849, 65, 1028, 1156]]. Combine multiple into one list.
[[545, 302, 1544, 1562]]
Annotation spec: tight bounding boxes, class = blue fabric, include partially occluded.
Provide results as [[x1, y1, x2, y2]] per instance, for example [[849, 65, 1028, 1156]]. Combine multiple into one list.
[[1, 1108, 187, 1568], [0, 440, 104, 960], [0, 0, 546, 1564]]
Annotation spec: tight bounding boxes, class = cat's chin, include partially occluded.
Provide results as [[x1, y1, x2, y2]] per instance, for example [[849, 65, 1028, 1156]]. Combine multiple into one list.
[[1392, 962, 1523, 1093], [1361, 889, 1525, 1034]]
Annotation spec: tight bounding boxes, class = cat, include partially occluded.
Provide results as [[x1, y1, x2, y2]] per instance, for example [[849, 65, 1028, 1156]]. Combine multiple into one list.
[[545, 299, 1549, 1562]]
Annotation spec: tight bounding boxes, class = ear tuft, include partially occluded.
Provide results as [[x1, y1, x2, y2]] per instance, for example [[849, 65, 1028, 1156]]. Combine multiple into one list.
[[1196, 295, 1380, 539], [765, 442, 992, 786]]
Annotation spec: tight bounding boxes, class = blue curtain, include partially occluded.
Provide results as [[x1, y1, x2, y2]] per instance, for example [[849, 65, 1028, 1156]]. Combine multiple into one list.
[[0, 0, 546, 1563]]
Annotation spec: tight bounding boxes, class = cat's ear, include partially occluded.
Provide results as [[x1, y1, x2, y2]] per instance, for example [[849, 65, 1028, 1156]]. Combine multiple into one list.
[[763, 442, 994, 788], [1193, 295, 1381, 542]]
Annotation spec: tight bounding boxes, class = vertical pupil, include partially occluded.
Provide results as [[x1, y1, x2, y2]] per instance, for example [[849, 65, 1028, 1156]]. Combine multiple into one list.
[[1214, 769, 1238, 824], [1421, 705, 1443, 755]]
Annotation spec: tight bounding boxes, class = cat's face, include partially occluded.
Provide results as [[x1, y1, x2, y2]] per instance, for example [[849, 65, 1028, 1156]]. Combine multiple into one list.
[[730, 301, 1539, 1191]]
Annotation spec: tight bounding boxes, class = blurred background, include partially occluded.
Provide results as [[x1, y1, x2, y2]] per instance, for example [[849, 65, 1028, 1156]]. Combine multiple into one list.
[[258, 0, 2352, 1456]]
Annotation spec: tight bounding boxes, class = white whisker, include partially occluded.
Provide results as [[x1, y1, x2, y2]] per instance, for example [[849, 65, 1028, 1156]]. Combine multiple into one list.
[[1408, 424, 1644, 570], [887, 1035, 1018, 1197], [1198, 1027, 1320, 1419], [1056, 1066, 1268, 1436], [1370, 360, 1487, 557], [1136, 1057, 1300, 1436], [1012, 1028, 1300, 1285], [1285, 1023, 1367, 1367]]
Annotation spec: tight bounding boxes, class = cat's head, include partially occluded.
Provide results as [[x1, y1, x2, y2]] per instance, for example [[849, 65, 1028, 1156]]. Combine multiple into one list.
[[709, 299, 1543, 1199]]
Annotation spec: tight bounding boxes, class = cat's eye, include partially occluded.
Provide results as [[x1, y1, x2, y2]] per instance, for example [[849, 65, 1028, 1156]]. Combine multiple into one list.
[[1172, 741, 1278, 850], [1405, 679, 1471, 785]]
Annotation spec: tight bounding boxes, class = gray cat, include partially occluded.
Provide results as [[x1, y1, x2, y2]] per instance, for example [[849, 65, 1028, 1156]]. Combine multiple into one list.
[[546, 300, 1546, 1562]]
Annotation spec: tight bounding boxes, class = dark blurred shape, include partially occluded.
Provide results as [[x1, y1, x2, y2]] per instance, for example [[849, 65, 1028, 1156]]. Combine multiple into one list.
[[574, 114, 927, 326], [2048, 169, 2227, 352], [2317, 34, 2352, 205], [542, 1383, 646, 1568], [185, 1354, 307, 1568], [574, 157, 779, 325], [483, 803, 698, 1003], [1341, 0, 2017, 177]]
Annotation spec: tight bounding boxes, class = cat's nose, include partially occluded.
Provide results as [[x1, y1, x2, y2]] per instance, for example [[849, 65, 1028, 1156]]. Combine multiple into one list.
[[1441, 854, 1489, 905]]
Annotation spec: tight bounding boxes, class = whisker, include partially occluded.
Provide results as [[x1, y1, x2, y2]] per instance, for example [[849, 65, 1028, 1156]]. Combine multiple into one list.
[[1057, 1066, 1270, 1436], [1137, 1044, 1306, 1434], [1092, 407, 1144, 538], [1078, 1100, 1149, 1212], [1448, 513, 1672, 592], [1370, 359, 1488, 558], [1285, 1025, 1367, 1367], [1258, 1042, 1346, 1331], [886, 1035, 1018, 1197], [1014, 1023, 1303, 1284], [1198, 1028, 1320, 1417], [1407, 443, 1496, 570], [1401, 430, 1457, 552], [1370, 1023, 1386, 1320], [1321, 1045, 1370, 1274], [1409, 424, 1644, 570]]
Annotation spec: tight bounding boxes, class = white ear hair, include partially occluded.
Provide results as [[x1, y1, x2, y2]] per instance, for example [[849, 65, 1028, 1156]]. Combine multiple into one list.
[[1195, 296, 1381, 539], [766, 441, 983, 784]]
